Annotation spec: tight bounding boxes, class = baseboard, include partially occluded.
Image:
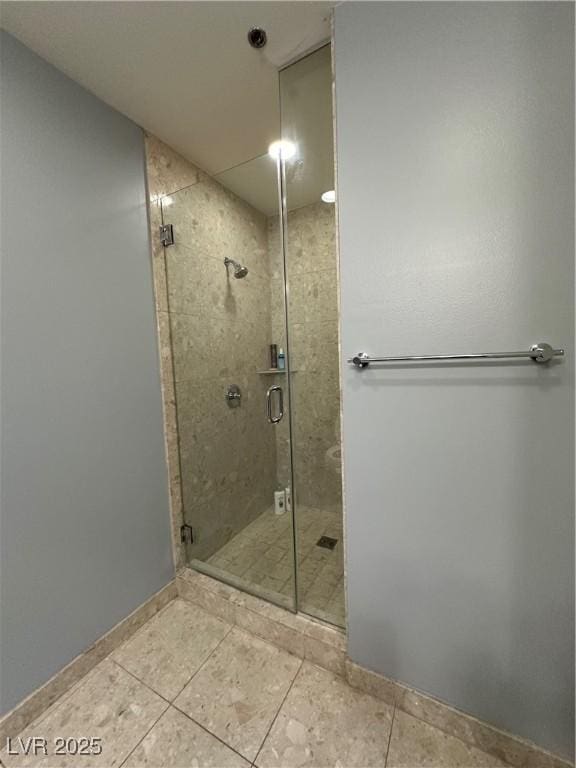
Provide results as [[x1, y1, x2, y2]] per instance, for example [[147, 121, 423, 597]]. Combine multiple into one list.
[[177, 567, 572, 768], [345, 660, 573, 768], [0, 579, 177, 745], [176, 568, 346, 674]]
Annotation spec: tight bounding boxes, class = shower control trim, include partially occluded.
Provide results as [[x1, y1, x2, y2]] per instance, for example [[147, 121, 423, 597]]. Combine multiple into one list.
[[266, 385, 284, 424], [226, 384, 242, 407]]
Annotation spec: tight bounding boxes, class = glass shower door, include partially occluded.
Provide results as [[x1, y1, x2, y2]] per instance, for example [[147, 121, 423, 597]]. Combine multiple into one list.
[[159, 159, 296, 611], [279, 46, 346, 627], [154, 45, 343, 626]]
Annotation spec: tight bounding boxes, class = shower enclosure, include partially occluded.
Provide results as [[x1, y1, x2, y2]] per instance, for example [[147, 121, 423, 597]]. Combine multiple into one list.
[[158, 46, 344, 627]]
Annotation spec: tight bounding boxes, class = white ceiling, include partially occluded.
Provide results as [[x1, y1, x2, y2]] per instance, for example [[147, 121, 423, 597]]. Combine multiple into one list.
[[0, 1, 334, 177]]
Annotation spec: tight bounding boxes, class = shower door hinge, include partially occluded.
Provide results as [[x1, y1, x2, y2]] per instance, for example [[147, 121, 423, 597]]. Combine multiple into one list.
[[180, 524, 194, 544], [159, 224, 174, 247]]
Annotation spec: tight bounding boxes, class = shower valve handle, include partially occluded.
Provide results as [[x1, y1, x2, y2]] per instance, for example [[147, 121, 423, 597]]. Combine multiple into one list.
[[225, 384, 242, 407]]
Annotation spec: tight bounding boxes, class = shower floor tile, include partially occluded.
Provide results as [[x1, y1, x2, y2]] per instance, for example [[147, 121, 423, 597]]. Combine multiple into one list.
[[205, 505, 345, 627]]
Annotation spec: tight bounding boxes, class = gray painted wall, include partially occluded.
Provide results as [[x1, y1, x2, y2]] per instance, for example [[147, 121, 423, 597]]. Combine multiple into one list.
[[334, 3, 574, 759], [0, 31, 174, 714]]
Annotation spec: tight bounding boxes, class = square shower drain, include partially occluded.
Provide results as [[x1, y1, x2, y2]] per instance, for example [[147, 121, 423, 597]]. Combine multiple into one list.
[[316, 536, 338, 550]]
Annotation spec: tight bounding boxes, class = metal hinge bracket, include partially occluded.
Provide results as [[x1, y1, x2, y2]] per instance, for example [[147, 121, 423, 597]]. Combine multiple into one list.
[[159, 224, 174, 247], [180, 524, 194, 544]]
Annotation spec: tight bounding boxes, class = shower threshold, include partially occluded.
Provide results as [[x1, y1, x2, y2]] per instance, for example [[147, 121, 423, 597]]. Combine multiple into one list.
[[189, 557, 295, 613], [188, 505, 345, 628]]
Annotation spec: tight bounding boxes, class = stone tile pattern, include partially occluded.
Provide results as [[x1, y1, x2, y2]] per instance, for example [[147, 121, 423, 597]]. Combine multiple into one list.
[[387, 710, 509, 768], [257, 661, 393, 768], [145, 133, 187, 571], [269, 203, 344, 625], [167, 176, 278, 561], [268, 202, 342, 512], [145, 134, 279, 564], [205, 505, 345, 626], [111, 599, 230, 700], [1, 597, 528, 768], [345, 658, 574, 768], [2, 660, 167, 768], [175, 628, 301, 762], [176, 570, 573, 768], [0, 580, 176, 747], [146, 134, 345, 626], [146, 135, 208, 201], [124, 707, 249, 768], [177, 568, 347, 676]]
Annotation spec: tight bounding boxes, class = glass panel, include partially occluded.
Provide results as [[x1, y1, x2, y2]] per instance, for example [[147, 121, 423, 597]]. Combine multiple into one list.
[[279, 46, 345, 627], [160, 154, 296, 611]]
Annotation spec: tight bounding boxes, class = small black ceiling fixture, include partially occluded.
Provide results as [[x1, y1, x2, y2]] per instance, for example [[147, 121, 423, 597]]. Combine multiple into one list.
[[247, 27, 267, 49]]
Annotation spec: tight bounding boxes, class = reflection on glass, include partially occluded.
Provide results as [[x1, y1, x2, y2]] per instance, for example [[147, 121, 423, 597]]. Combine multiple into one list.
[[159, 43, 344, 627], [160, 152, 296, 611], [280, 45, 346, 627]]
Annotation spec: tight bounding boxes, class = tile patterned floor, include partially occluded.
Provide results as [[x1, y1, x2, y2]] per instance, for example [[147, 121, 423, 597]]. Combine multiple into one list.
[[1, 598, 510, 768], [205, 505, 345, 627]]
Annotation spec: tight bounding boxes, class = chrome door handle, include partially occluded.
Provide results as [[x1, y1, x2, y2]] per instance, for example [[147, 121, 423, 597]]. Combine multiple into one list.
[[266, 385, 284, 424]]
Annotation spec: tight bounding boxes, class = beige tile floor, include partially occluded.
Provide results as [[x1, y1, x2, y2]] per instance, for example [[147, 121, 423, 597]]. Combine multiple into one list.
[[1, 598, 510, 768], [205, 506, 345, 627]]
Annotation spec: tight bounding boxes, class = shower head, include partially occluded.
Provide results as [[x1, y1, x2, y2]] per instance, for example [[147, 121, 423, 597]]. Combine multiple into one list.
[[234, 265, 248, 278], [224, 257, 249, 279]]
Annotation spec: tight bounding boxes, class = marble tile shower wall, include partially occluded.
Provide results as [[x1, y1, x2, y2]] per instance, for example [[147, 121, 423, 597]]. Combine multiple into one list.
[[146, 134, 342, 570], [146, 135, 277, 564], [146, 133, 198, 571], [268, 202, 342, 511], [169, 179, 279, 561]]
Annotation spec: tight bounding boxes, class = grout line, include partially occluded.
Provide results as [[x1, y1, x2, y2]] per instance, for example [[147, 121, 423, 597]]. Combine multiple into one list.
[[110, 651, 254, 764], [117, 700, 169, 768], [170, 702, 252, 764], [1, 596, 180, 744], [384, 704, 396, 767], [187, 567, 345, 645], [8, 659, 106, 736], [196, 512, 345, 627], [102, 599, 178, 668], [170, 623, 235, 701], [252, 658, 304, 767], [151, 178, 205, 200], [110, 620, 235, 707], [110, 659, 173, 707]]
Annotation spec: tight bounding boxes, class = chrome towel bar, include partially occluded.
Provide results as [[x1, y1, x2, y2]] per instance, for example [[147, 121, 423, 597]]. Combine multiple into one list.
[[348, 343, 564, 369]]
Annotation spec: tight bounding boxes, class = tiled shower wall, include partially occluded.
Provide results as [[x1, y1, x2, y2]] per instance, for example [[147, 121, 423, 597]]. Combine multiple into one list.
[[268, 203, 342, 510], [146, 135, 277, 564], [146, 134, 342, 569]]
